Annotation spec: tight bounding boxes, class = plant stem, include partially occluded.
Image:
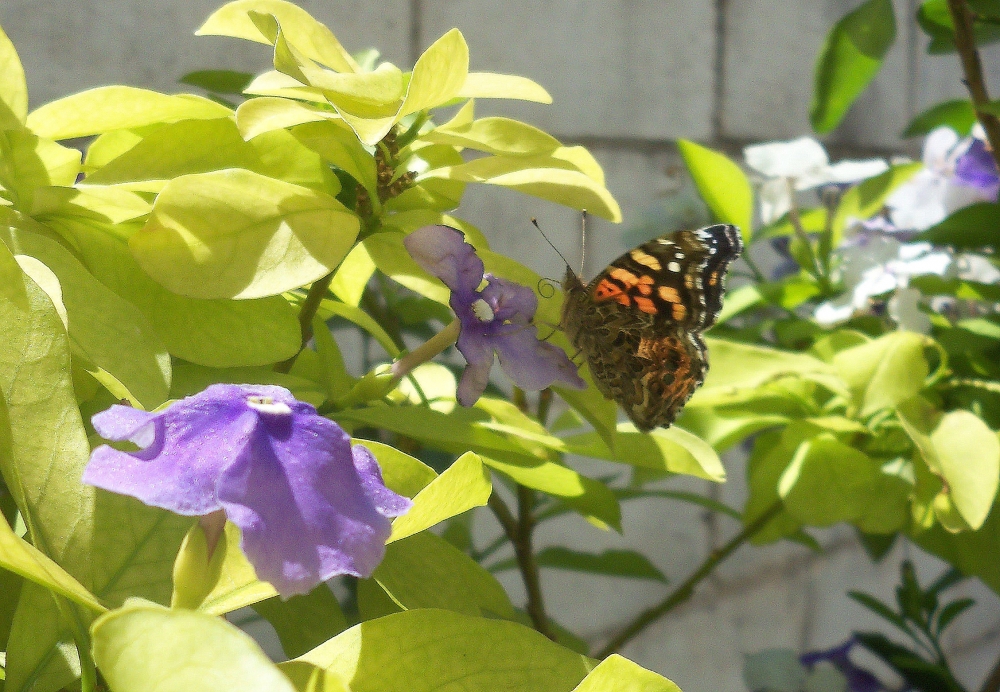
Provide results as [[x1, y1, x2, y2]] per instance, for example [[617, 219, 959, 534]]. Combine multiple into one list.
[[595, 500, 784, 658], [786, 179, 827, 289], [275, 271, 336, 373], [389, 319, 460, 381], [487, 490, 555, 640], [946, 0, 1000, 169]]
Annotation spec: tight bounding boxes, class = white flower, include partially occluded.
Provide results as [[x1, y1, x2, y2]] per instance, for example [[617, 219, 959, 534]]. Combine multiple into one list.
[[885, 126, 991, 231], [814, 238, 954, 332], [745, 137, 888, 224]]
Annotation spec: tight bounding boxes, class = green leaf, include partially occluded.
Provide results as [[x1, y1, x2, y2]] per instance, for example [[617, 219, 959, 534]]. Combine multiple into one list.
[[697, 337, 842, 396], [423, 117, 561, 156], [372, 531, 515, 617], [832, 162, 922, 245], [236, 97, 334, 140], [0, 24, 27, 129], [458, 73, 553, 103], [903, 99, 977, 137], [92, 603, 296, 692], [848, 591, 908, 630], [320, 299, 400, 357], [0, 131, 81, 211], [399, 29, 469, 119], [571, 655, 681, 692], [914, 499, 1000, 594], [197, 0, 359, 73], [564, 424, 726, 481], [833, 332, 928, 416], [935, 597, 974, 633], [0, 219, 170, 409], [778, 435, 910, 532], [422, 154, 621, 221], [253, 586, 349, 659], [677, 139, 752, 241], [897, 400, 1000, 530], [58, 220, 300, 367], [26, 88, 230, 140], [919, 202, 1000, 249], [388, 451, 491, 542], [5, 582, 80, 692], [356, 440, 437, 498], [195, 522, 278, 616], [917, 0, 1000, 53], [131, 168, 359, 299], [492, 547, 667, 582], [810, 0, 896, 133], [479, 454, 622, 530], [0, 507, 103, 612], [282, 609, 594, 692], [179, 70, 254, 94]]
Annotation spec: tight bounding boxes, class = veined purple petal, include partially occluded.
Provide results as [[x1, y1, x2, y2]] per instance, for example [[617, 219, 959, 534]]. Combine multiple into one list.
[[91, 405, 158, 444], [217, 411, 393, 596], [495, 329, 586, 391], [84, 383, 410, 598], [351, 445, 412, 518], [457, 358, 495, 407], [481, 275, 536, 324], [83, 396, 257, 516], [404, 225, 484, 299]]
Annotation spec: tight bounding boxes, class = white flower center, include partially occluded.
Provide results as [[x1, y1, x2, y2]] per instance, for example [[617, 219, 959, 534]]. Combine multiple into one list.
[[246, 396, 292, 415], [471, 298, 495, 323]]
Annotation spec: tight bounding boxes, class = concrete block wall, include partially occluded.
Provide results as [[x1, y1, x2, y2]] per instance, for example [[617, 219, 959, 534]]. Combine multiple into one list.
[[3, 1, 998, 690]]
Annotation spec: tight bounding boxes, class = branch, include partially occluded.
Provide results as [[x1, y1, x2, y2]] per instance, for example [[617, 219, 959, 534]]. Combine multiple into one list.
[[946, 0, 1000, 170], [487, 490, 555, 640], [595, 500, 784, 658], [274, 271, 336, 374]]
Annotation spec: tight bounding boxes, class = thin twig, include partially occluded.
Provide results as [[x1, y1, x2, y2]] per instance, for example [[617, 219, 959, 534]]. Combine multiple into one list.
[[595, 500, 784, 658], [275, 271, 336, 373], [946, 0, 1000, 169], [487, 491, 555, 639]]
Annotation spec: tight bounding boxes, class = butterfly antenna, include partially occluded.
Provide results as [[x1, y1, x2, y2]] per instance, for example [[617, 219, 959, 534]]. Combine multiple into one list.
[[579, 210, 588, 276], [530, 217, 573, 271]]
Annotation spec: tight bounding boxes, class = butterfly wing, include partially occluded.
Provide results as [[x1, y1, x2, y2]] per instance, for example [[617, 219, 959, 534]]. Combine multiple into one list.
[[561, 224, 742, 431]]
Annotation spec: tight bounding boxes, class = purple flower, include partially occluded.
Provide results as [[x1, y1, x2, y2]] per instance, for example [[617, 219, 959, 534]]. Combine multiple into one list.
[[404, 225, 585, 406], [801, 639, 884, 692], [83, 384, 411, 597], [954, 138, 1000, 201]]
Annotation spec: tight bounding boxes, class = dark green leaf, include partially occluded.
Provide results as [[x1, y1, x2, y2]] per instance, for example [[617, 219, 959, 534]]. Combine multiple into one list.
[[492, 547, 668, 582], [252, 586, 348, 659], [903, 100, 977, 137], [848, 591, 908, 631], [811, 0, 896, 133], [857, 530, 898, 561], [179, 70, 254, 94], [918, 0, 1000, 53], [980, 100, 1000, 116], [910, 275, 1000, 302], [935, 597, 974, 633], [855, 631, 964, 692], [927, 567, 965, 596], [919, 203, 1000, 248]]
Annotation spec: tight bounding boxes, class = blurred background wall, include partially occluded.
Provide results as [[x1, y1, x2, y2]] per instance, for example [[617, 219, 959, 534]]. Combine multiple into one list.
[[3, 1, 998, 690]]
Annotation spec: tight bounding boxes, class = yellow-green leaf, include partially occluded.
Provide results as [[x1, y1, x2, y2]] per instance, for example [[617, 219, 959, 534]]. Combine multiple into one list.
[[197, 0, 359, 73], [458, 72, 553, 103], [27, 88, 230, 140], [0, 24, 27, 128], [131, 168, 359, 299], [678, 139, 752, 241]]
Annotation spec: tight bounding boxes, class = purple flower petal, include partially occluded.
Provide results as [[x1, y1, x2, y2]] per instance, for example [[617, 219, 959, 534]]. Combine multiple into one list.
[[404, 225, 484, 298], [954, 138, 1000, 200], [351, 445, 412, 518], [91, 405, 158, 443], [403, 225, 585, 406], [84, 383, 409, 598]]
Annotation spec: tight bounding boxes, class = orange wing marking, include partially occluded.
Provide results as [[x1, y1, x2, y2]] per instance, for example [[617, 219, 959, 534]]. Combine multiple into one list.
[[593, 278, 632, 306]]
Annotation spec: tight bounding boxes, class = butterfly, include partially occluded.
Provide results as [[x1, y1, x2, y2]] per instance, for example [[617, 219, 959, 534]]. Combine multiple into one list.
[[560, 224, 743, 432]]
